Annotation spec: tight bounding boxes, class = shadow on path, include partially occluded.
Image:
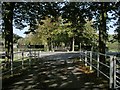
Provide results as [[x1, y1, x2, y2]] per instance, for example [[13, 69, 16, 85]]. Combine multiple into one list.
[[2, 52, 109, 90]]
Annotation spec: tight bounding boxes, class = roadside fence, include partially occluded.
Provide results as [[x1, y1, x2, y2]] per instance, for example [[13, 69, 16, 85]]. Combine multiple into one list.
[[80, 51, 120, 89]]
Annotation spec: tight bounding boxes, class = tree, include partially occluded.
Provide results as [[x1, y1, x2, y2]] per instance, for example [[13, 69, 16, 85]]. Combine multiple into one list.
[[89, 2, 119, 62], [13, 34, 22, 43], [23, 2, 98, 52], [98, 2, 107, 63], [2, 2, 119, 64], [113, 2, 120, 51], [32, 16, 61, 51], [81, 20, 98, 49], [2, 2, 47, 62], [1, 2, 42, 67], [26, 15, 97, 52], [61, 2, 92, 51], [2, 2, 15, 64]]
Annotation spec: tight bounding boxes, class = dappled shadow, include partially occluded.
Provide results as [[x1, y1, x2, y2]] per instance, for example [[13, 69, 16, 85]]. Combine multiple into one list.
[[2, 52, 109, 90]]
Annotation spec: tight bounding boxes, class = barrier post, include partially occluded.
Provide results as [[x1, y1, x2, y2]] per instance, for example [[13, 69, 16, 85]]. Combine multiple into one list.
[[85, 51, 87, 66], [79, 51, 82, 61], [29, 49, 31, 67], [40, 51, 41, 58], [90, 51, 92, 70], [110, 56, 114, 89], [79, 43, 82, 61], [113, 56, 116, 89], [22, 51, 24, 69], [38, 50, 39, 60], [10, 53, 13, 75], [35, 50, 36, 59], [97, 53, 99, 77]]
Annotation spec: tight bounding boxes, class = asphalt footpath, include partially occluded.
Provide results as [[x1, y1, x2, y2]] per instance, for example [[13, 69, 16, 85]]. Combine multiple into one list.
[[2, 52, 109, 90]]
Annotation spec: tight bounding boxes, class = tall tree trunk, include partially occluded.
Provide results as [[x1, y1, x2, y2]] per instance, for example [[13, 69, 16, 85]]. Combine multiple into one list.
[[3, 2, 15, 66], [99, 3, 107, 63]]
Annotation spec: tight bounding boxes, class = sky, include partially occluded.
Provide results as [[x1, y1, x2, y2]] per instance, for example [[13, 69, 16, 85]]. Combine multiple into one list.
[[107, 21, 117, 34], [13, 26, 29, 38]]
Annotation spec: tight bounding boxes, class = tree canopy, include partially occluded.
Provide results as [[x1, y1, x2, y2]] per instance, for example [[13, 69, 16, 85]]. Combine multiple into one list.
[[1, 1, 120, 63]]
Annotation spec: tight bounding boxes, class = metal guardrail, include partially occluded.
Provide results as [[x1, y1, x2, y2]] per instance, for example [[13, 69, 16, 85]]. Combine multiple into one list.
[[80, 51, 120, 89]]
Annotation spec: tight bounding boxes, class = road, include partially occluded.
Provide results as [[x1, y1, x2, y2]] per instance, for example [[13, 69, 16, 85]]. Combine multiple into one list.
[[2, 51, 109, 90], [38, 51, 81, 60]]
